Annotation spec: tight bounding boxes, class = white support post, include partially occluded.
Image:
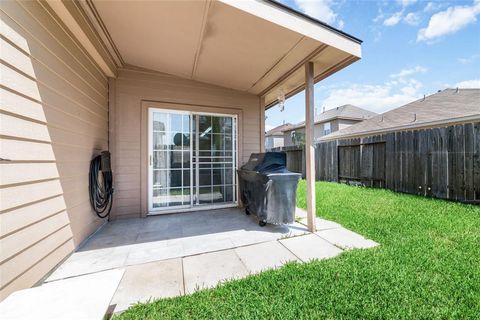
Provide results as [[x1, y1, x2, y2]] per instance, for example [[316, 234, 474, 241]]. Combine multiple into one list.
[[305, 61, 316, 232]]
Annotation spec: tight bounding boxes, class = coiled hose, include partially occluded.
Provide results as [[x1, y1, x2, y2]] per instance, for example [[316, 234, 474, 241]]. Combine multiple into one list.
[[89, 152, 114, 219]]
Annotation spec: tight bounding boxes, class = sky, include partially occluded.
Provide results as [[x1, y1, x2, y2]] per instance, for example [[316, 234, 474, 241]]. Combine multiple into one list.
[[266, 0, 480, 130]]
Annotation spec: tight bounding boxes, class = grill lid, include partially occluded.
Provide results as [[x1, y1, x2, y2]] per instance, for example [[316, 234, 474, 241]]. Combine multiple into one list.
[[241, 152, 288, 173]]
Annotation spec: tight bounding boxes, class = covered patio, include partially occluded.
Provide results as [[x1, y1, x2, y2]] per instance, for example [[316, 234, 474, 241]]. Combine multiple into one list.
[[50, 0, 362, 231], [44, 207, 377, 314], [46, 208, 309, 282], [1, 0, 366, 317]]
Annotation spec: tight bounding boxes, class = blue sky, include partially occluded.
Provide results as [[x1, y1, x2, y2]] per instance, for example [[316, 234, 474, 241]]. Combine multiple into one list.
[[266, 0, 480, 130]]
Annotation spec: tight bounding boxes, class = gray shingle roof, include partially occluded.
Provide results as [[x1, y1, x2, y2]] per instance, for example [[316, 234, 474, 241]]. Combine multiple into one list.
[[265, 123, 294, 136], [321, 89, 480, 140], [284, 104, 377, 131]]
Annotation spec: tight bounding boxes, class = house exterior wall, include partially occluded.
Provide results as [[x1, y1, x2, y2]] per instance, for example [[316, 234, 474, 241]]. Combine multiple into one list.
[[283, 119, 362, 146], [265, 135, 284, 149], [0, 1, 108, 300], [110, 67, 261, 219], [273, 136, 284, 148], [283, 129, 295, 146]]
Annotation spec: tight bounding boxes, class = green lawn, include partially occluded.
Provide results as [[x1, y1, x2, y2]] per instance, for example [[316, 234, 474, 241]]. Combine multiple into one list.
[[114, 181, 479, 319]]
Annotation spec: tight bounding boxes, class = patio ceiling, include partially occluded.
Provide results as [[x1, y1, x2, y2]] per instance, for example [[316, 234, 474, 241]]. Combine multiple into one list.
[[62, 0, 362, 108]]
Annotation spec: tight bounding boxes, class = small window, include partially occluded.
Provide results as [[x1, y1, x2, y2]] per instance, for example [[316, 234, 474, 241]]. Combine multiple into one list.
[[324, 122, 331, 135]]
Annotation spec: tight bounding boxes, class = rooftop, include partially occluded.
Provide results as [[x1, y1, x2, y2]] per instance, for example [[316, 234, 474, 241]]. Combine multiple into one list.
[[284, 104, 377, 131], [266, 123, 294, 136], [321, 89, 480, 140], [72, 0, 362, 108]]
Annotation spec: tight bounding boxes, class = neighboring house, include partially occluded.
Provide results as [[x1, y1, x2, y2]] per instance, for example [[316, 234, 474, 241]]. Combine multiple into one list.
[[283, 104, 376, 146], [0, 0, 362, 300], [321, 89, 480, 141], [265, 123, 293, 149], [312, 88, 479, 201]]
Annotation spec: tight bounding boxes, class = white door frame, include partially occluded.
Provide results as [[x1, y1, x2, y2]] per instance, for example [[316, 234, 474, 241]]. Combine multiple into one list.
[[148, 107, 238, 215]]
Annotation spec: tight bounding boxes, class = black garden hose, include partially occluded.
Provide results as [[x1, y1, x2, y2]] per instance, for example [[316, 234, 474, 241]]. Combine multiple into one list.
[[89, 151, 114, 219]]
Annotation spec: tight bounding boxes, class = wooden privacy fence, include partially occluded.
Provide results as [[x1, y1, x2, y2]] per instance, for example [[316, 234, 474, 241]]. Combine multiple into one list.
[[271, 122, 480, 203]]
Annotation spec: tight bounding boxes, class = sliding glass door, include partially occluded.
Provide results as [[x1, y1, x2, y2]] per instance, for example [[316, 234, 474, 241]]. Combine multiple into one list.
[[150, 110, 192, 210], [148, 108, 237, 213], [195, 114, 235, 206]]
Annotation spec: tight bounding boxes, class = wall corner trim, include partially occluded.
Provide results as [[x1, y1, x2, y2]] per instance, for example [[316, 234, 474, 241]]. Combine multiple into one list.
[[45, 0, 117, 77]]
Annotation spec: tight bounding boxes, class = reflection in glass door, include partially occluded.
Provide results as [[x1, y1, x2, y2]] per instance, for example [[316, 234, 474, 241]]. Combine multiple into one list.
[[148, 108, 237, 213], [149, 110, 192, 210], [195, 114, 236, 206]]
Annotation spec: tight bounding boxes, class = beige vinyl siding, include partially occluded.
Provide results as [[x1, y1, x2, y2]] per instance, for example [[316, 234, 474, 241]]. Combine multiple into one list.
[[111, 67, 261, 219], [0, 1, 108, 300]]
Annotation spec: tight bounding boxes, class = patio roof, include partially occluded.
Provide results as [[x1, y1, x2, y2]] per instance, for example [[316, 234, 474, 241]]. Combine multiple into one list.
[[47, 0, 361, 108]]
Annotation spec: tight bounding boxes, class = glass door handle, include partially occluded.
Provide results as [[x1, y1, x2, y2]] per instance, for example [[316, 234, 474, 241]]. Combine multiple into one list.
[[149, 155, 152, 166]]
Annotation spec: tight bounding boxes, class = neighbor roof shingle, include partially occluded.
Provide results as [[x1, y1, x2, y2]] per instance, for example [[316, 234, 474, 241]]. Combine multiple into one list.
[[321, 89, 480, 140], [284, 104, 377, 131], [265, 123, 294, 136]]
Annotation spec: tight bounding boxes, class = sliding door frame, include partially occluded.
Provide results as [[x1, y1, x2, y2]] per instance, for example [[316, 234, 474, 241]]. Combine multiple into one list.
[[146, 104, 239, 215]]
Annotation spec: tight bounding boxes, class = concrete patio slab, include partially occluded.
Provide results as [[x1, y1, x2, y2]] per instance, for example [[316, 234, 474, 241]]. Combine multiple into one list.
[[0, 269, 123, 320], [315, 218, 343, 230], [279, 234, 343, 262], [125, 243, 184, 266], [46, 246, 130, 282], [136, 228, 181, 243], [316, 227, 379, 250], [34, 207, 380, 318], [110, 259, 184, 313], [178, 235, 236, 257], [46, 208, 307, 281], [183, 249, 248, 293], [295, 207, 343, 230], [235, 241, 299, 273]]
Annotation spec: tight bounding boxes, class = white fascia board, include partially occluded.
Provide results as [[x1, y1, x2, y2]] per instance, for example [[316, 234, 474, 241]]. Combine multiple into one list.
[[219, 0, 361, 58]]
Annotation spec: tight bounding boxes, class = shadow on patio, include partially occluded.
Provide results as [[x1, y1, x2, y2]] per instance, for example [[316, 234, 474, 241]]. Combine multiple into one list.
[[45, 208, 309, 282]]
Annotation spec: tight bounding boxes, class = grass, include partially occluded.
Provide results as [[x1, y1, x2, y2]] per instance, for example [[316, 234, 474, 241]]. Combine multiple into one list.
[[114, 181, 479, 319]]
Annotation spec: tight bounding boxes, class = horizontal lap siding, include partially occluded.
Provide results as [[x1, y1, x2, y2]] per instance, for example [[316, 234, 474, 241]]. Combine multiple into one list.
[[0, 1, 108, 300], [112, 68, 260, 218]]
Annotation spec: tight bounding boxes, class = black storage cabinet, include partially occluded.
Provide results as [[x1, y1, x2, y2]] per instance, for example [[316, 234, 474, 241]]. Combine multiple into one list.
[[237, 152, 301, 226]]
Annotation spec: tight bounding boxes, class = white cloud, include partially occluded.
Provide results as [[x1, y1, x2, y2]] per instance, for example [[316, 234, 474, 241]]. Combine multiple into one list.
[[384, 10, 423, 27], [424, 2, 442, 12], [337, 19, 345, 30], [458, 53, 480, 64], [317, 65, 427, 114], [384, 11, 403, 26], [417, 1, 480, 42], [404, 12, 421, 26], [265, 124, 275, 131], [319, 79, 423, 113], [373, 11, 384, 23], [294, 0, 337, 24], [397, 0, 417, 6], [455, 79, 480, 88], [390, 66, 427, 79]]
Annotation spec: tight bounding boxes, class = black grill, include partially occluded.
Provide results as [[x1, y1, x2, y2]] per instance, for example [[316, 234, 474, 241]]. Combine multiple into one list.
[[237, 152, 301, 226]]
